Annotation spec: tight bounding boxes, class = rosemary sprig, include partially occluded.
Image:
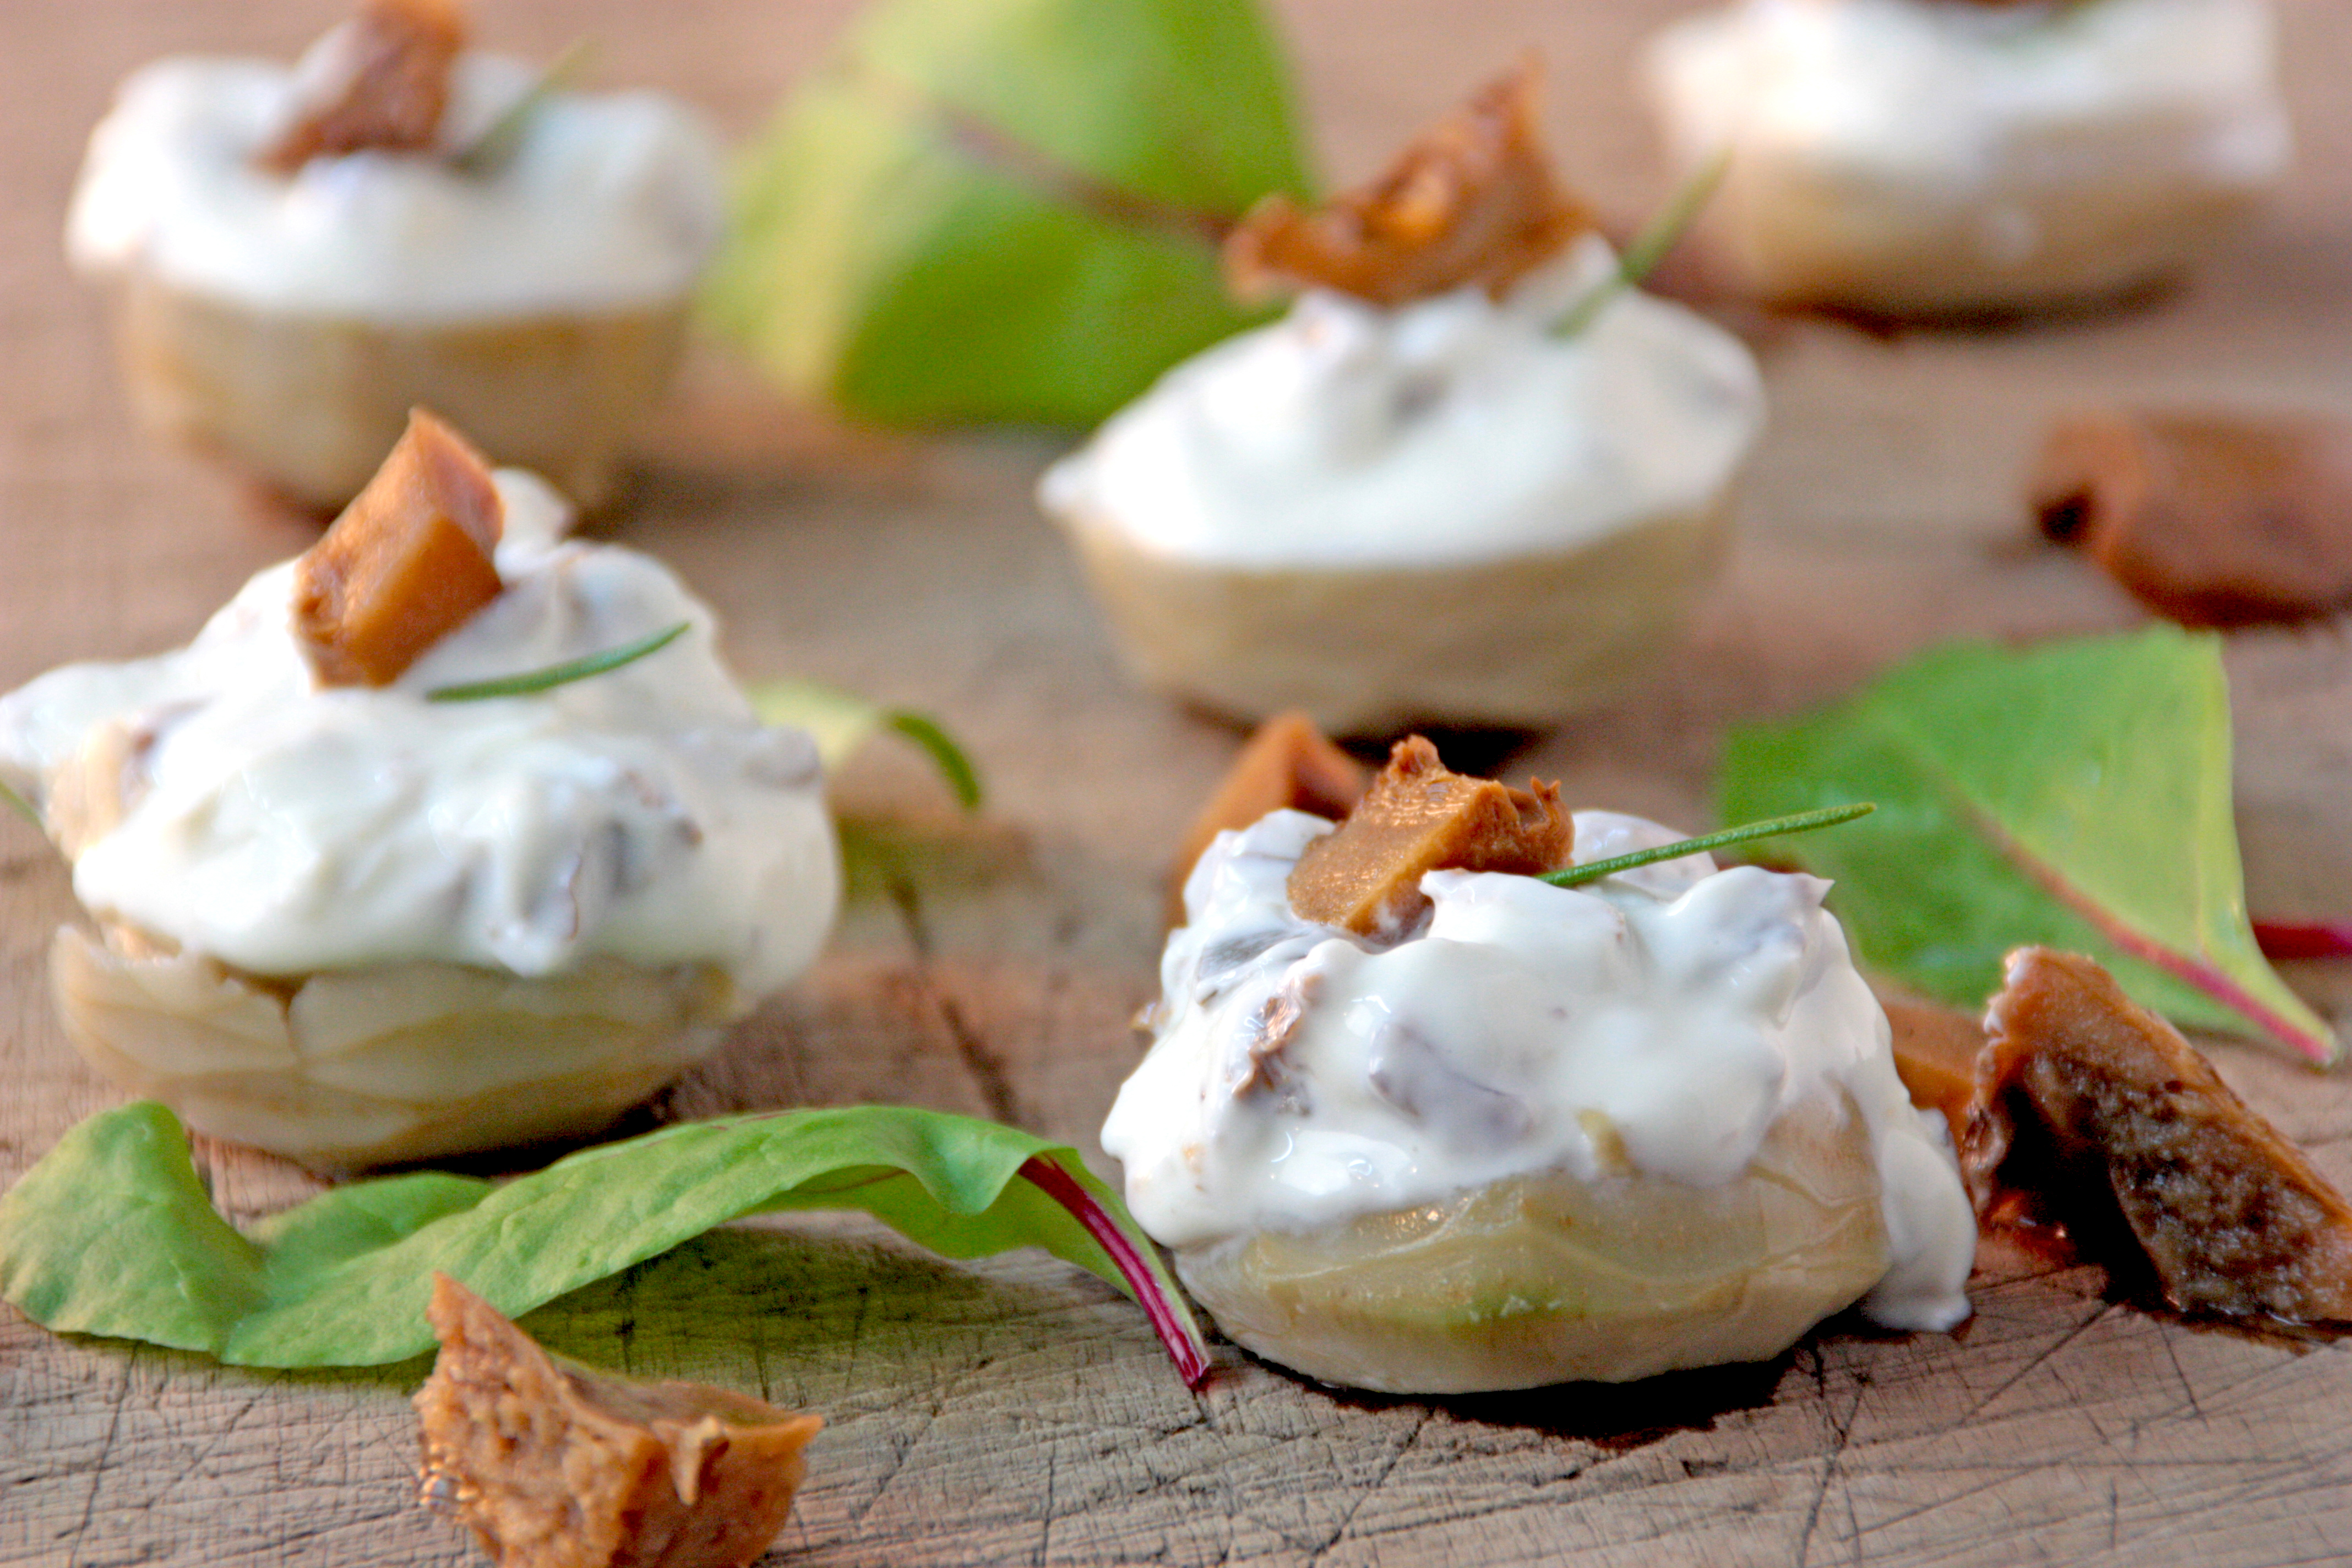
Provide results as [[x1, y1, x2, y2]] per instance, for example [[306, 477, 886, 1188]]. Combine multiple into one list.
[[425, 620, 690, 703], [884, 710, 984, 812], [452, 40, 596, 176], [1552, 147, 1731, 339], [1539, 801, 1874, 889], [0, 775, 39, 829]]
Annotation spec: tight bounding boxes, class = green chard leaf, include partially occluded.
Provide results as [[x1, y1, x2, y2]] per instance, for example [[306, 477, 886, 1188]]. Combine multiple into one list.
[[701, 0, 1313, 427], [749, 678, 984, 811], [1717, 626, 2337, 1065], [0, 1102, 1209, 1386]]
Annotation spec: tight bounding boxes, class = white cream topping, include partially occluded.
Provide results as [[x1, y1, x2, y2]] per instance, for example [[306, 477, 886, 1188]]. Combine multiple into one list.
[[67, 42, 726, 320], [1648, 0, 2289, 193], [1101, 809, 1975, 1331], [1038, 236, 1763, 569], [0, 473, 837, 997]]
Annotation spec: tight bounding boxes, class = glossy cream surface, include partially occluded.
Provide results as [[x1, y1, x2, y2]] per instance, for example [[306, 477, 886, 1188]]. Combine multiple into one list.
[[67, 41, 725, 320], [1648, 0, 2289, 194], [0, 473, 837, 995], [1038, 236, 1763, 569], [1101, 809, 1975, 1331]]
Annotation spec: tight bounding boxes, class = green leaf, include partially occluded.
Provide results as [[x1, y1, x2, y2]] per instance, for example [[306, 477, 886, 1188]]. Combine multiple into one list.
[[748, 678, 983, 811], [424, 622, 690, 702], [0, 1102, 1209, 1386], [1717, 627, 2337, 1064], [700, 0, 1314, 426]]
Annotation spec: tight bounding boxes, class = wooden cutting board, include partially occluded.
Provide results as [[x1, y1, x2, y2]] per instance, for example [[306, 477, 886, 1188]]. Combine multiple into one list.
[[8, 3, 2352, 1564]]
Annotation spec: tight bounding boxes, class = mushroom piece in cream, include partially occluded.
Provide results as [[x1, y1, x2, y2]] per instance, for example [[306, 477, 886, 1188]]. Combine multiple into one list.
[[1102, 809, 1975, 1393], [1645, 0, 2291, 315], [0, 465, 839, 1170]]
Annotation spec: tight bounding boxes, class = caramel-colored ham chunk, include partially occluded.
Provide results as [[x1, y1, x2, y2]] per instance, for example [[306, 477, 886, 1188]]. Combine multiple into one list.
[[1881, 995, 1984, 1145], [1964, 948, 2352, 1322], [1287, 736, 1571, 937], [1169, 712, 1369, 925], [416, 1275, 823, 1568], [294, 408, 504, 688], [259, 0, 466, 174], [1223, 59, 1591, 308], [2030, 408, 2352, 628]]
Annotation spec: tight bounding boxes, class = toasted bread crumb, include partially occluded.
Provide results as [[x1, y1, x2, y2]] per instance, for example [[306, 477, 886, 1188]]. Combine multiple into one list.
[[258, 0, 467, 174], [1224, 58, 1589, 307], [1169, 712, 1369, 925], [294, 408, 504, 688], [1286, 736, 1571, 938], [415, 1274, 822, 1568], [1966, 948, 2352, 1322]]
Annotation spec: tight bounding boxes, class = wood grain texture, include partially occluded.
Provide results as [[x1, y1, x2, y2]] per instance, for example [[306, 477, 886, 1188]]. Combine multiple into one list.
[[8, 2, 2352, 1565]]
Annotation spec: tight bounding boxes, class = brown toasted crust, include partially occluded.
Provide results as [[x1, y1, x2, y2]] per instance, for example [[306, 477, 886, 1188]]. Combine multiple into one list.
[[1223, 58, 1590, 308], [416, 1274, 822, 1568], [1964, 948, 2352, 1322], [294, 407, 504, 688], [258, 0, 467, 173], [1168, 712, 1369, 926], [1882, 996, 1984, 1145], [2029, 407, 2352, 627], [1286, 735, 1571, 938]]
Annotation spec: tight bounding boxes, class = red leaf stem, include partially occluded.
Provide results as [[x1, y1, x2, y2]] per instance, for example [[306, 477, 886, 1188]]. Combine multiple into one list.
[[1017, 1155, 1211, 1390], [2253, 921, 2352, 961]]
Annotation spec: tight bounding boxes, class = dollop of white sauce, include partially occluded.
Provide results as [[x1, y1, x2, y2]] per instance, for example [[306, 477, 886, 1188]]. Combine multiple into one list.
[[1102, 809, 1975, 1331], [0, 473, 838, 997], [1648, 0, 2289, 193], [1038, 235, 1763, 569], [67, 40, 726, 320]]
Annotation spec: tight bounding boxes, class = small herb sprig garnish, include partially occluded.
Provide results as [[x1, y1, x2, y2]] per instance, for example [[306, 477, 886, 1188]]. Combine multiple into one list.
[[1539, 801, 1875, 890], [453, 39, 596, 177], [1552, 147, 1731, 339], [884, 710, 984, 812], [425, 620, 689, 703], [0, 775, 39, 829]]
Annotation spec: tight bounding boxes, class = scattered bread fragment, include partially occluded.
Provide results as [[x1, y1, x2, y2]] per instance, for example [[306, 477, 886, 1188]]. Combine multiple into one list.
[[415, 1273, 823, 1568], [1287, 736, 1571, 938], [1169, 712, 1369, 925], [1964, 947, 2352, 1322], [1224, 58, 1591, 308], [294, 407, 504, 688], [258, 0, 467, 173], [2029, 408, 2352, 628]]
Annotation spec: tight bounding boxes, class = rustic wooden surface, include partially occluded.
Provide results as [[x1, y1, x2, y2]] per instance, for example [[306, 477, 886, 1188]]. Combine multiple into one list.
[[9, 2, 2352, 1564]]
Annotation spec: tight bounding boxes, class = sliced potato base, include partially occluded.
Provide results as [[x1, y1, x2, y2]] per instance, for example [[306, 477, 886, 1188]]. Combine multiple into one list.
[[1056, 494, 1733, 737], [108, 275, 690, 510], [52, 923, 740, 1172], [1174, 1095, 1890, 1393], [1692, 147, 2266, 318]]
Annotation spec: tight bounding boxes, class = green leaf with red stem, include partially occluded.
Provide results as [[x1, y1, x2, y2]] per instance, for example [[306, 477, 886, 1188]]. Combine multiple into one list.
[[0, 1102, 1211, 1387], [1718, 627, 2336, 1065]]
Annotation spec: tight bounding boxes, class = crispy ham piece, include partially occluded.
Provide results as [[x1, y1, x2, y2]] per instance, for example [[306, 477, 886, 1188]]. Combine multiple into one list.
[[2030, 408, 2352, 628], [1223, 59, 1591, 308], [293, 408, 504, 688], [1169, 712, 1368, 925], [416, 1275, 823, 1568], [258, 0, 467, 173], [1287, 736, 1571, 938], [1965, 948, 2352, 1323]]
